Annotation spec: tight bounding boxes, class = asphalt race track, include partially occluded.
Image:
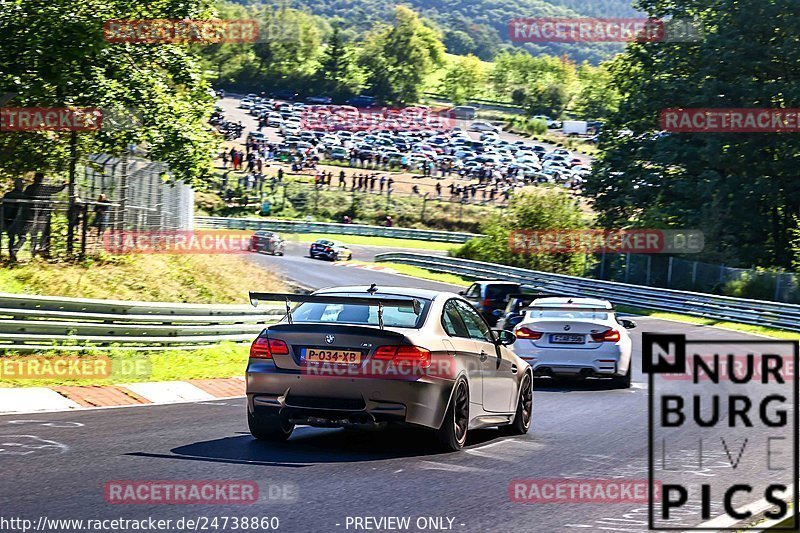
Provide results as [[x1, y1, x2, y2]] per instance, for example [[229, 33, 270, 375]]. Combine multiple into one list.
[[1, 248, 792, 532]]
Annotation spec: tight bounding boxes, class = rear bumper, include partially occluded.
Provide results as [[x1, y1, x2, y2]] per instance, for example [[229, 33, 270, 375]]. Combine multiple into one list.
[[246, 363, 454, 429], [515, 343, 626, 377]]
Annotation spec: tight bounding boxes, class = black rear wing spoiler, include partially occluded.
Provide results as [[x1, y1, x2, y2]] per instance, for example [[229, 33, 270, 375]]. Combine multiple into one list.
[[248, 292, 423, 328]]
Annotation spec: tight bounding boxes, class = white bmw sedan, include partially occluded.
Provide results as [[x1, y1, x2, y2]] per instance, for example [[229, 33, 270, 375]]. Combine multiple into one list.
[[512, 297, 636, 388]]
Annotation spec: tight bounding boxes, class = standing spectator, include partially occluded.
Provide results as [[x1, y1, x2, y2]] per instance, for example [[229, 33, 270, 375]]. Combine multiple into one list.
[[2, 178, 25, 258], [92, 194, 111, 238], [13, 173, 67, 258], [385, 216, 393, 228], [435, 182, 442, 199], [339, 171, 346, 188]]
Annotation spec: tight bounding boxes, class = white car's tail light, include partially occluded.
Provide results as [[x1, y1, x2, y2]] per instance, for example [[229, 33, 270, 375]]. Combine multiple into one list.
[[516, 327, 543, 340], [590, 329, 621, 343]]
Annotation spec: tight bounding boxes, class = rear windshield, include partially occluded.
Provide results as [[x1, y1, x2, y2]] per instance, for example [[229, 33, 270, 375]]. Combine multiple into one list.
[[486, 285, 519, 299], [527, 309, 610, 320], [289, 298, 431, 329]]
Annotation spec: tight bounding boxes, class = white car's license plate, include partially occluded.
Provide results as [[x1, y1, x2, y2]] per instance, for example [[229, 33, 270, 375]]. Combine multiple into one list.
[[550, 334, 585, 344]]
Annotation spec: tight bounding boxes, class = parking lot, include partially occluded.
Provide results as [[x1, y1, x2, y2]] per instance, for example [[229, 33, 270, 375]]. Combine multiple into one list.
[[216, 96, 593, 201]]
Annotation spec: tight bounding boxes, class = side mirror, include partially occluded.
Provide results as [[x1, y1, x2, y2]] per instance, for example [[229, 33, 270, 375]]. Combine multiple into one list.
[[493, 329, 516, 346], [458, 291, 465, 296], [492, 309, 505, 318], [620, 319, 637, 329]]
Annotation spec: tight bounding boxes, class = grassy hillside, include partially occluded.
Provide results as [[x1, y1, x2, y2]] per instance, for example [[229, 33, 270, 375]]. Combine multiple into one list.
[[0, 254, 285, 304]]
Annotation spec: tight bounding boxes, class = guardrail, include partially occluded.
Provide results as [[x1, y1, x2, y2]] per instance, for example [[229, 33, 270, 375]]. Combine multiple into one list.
[[375, 253, 800, 332], [196, 217, 481, 244], [0, 293, 284, 351]]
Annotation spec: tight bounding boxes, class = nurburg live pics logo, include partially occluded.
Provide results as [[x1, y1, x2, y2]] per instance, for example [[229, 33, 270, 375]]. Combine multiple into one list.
[[644, 333, 799, 530]]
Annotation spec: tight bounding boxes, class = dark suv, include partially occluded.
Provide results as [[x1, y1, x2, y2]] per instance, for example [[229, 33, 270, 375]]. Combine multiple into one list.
[[459, 281, 521, 326]]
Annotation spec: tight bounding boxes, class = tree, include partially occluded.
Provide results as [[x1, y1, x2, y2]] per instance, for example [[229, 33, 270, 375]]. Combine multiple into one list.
[[0, 0, 219, 184], [439, 55, 486, 105], [317, 27, 364, 97], [573, 62, 621, 120], [359, 6, 445, 105], [586, 0, 800, 269]]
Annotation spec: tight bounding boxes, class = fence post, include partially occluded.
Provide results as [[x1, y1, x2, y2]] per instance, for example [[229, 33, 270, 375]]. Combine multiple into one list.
[[775, 270, 783, 302], [80, 202, 89, 259], [599, 252, 606, 280], [66, 131, 78, 256], [646, 255, 652, 286], [624, 253, 631, 283], [667, 256, 674, 288], [691, 261, 698, 286]]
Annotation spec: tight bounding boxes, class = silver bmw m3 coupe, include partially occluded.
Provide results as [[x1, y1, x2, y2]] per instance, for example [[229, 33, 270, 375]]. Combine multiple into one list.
[[246, 285, 533, 451]]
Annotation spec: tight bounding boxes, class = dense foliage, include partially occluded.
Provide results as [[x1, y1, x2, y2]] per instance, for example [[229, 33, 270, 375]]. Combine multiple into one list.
[[586, 0, 800, 270], [0, 0, 220, 183], [264, 0, 639, 63]]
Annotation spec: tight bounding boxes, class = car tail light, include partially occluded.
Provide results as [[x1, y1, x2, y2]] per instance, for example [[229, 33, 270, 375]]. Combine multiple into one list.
[[250, 337, 289, 358], [373, 345, 431, 368], [481, 298, 492, 307], [516, 327, 543, 340], [325, 247, 332, 252], [591, 329, 621, 343]]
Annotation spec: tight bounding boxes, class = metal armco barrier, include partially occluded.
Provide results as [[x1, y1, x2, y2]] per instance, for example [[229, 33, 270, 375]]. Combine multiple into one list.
[[196, 217, 480, 244], [0, 293, 283, 351], [375, 253, 800, 332]]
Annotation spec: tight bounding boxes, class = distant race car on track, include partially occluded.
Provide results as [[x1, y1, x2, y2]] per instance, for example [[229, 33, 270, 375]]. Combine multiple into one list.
[[246, 285, 533, 451], [309, 239, 352, 261], [512, 297, 637, 388]]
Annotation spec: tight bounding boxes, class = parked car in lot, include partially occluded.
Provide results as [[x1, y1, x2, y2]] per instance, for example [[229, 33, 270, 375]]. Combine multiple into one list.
[[512, 297, 636, 388], [309, 239, 352, 261], [249, 231, 285, 256], [469, 121, 500, 133], [246, 286, 533, 450], [306, 95, 333, 104], [459, 281, 522, 326]]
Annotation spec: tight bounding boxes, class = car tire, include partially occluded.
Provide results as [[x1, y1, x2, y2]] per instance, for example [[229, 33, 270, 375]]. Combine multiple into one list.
[[248, 410, 294, 442], [435, 379, 470, 452], [499, 372, 532, 436], [612, 364, 632, 389]]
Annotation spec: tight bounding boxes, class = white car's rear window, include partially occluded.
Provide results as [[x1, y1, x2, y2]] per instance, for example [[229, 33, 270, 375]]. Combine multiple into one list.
[[527, 309, 610, 320]]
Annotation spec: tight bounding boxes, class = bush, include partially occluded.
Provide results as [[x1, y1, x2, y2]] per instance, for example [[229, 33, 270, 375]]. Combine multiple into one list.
[[451, 188, 590, 276]]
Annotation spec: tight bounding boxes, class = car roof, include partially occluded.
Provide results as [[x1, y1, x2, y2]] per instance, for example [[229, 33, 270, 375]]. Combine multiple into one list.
[[531, 297, 613, 310], [315, 286, 456, 301]]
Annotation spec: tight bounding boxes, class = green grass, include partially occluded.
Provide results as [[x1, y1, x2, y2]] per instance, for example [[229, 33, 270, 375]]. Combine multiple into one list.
[[0, 254, 285, 303], [0, 343, 250, 388], [370, 262, 472, 287], [617, 306, 800, 340], [285, 233, 459, 252]]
